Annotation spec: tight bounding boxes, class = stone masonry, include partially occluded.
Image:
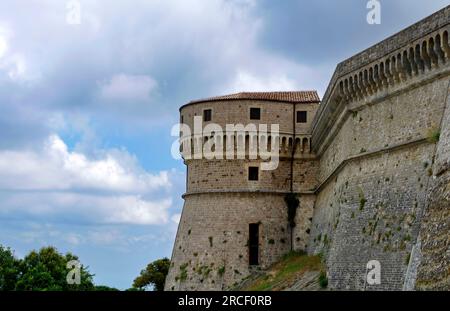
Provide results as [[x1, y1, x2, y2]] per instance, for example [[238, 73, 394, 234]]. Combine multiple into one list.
[[165, 6, 450, 291]]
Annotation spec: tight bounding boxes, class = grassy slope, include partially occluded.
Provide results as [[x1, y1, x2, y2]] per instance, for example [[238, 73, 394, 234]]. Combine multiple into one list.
[[237, 251, 327, 291]]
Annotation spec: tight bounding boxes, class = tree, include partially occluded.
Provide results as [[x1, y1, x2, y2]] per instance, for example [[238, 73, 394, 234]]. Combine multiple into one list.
[[0, 244, 97, 291], [15, 246, 95, 291], [132, 258, 170, 291], [0, 246, 20, 291]]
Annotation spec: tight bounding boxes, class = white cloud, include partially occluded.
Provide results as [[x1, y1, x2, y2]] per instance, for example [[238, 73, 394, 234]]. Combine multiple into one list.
[[227, 70, 297, 92], [0, 135, 170, 193], [0, 135, 175, 225], [3, 192, 171, 225], [0, 36, 7, 58], [99, 74, 158, 102], [0, 24, 39, 83]]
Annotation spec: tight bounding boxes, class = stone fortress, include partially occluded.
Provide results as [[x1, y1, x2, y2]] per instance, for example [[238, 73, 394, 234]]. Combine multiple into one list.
[[165, 6, 450, 291]]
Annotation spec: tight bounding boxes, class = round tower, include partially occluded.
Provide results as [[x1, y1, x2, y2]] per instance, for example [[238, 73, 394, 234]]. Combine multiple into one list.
[[165, 91, 320, 291]]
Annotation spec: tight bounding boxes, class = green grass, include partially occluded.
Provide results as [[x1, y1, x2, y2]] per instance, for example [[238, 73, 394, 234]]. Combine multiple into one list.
[[242, 251, 325, 291]]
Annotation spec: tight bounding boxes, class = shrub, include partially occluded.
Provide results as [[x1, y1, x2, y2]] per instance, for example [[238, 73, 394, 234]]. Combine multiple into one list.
[[427, 128, 440, 143], [319, 271, 328, 288]]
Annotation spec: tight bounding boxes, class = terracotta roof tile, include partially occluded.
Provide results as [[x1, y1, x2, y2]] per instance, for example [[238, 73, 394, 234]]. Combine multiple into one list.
[[187, 91, 320, 105]]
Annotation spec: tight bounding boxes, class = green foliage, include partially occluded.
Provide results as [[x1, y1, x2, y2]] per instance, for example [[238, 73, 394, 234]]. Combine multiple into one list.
[[318, 271, 328, 288], [133, 257, 170, 291], [18, 246, 94, 291], [427, 128, 440, 143], [218, 266, 225, 277], [177, 263, 188, 282], [284, 193, 299, 228], [1, 245, 94, 291], [240, 252, 323, 291], [0, 246, 20, 290], [403, 234, 412, 242]]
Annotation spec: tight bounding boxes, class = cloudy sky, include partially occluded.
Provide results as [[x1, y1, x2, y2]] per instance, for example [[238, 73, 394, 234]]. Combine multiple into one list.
[[0, 0, 448, 289]]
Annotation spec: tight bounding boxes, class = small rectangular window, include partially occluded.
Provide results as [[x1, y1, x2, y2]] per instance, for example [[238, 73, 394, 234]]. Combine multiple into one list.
[[180, 115, 184, 124], [203, 109, 212, 122], [250, 108, 261, 120], [248, 166, 259, 181], [297, 111, 307, 123]]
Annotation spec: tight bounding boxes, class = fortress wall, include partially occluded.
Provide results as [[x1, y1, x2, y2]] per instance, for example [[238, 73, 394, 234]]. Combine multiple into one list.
[[186, 159, 291, 193], [318, 78, 449, 182], [165, 193, 290, 291], [180, 100, 295, 133], [181, 99, 319, 136], [309, 142, 435, 290], [295, 102, 320, 134], [292, 193, 316, 251], [186, 158, 319, 194], [308, 6, 450, 290], [293, 158, 319, 192], [415, 81, 450, 290], [309, 74, 450, 290]]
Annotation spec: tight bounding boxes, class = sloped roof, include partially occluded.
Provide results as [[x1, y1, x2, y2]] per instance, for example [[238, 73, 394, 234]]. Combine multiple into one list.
[[182, 91, 320, 109]]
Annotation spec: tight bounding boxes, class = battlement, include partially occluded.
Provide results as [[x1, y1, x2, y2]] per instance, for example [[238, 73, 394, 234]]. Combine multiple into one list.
[[312, 5, 450, 155]]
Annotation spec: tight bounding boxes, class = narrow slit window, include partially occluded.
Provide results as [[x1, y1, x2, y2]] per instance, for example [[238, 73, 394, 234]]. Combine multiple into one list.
[[249, 223, 259, 266]]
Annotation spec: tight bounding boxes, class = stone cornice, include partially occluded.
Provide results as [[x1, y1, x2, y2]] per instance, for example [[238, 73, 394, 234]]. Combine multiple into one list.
[[182, 189, 315, 198]]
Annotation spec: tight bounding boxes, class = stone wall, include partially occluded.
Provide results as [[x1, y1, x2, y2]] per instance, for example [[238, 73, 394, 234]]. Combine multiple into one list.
[[187, 159, 291, 193], [309, 142, 436, 290], [415, 78, 450, 290], [165, 193, 292, 291], [309, 5, 450, 290]]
